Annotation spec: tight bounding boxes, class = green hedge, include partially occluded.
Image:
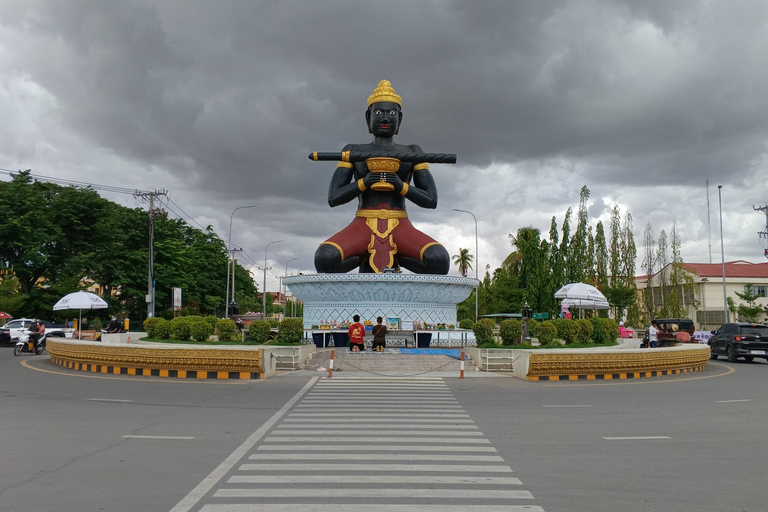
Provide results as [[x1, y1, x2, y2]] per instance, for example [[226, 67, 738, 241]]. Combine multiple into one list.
[[499, 319, 524, 345], [574, 319, 593, 344], [154, 319, 172, 340], [247, 320, 272, 343], [215, 318, 238, 342], [189, 317, 213, 342], [473, 318, 495, 345], [459, 318, 474, 330], [278, 318, 304, 344], [536, 321, 558, 345], [143, 317, 164, 338], [170, 316, 193, 341]]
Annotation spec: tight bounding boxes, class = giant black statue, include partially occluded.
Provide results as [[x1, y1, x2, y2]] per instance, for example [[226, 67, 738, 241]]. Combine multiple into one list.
[[312, 80, 454, 275]]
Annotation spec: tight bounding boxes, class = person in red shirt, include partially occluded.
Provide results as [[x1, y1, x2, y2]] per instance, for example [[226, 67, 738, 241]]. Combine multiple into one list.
[[348, 314, 366, 352]]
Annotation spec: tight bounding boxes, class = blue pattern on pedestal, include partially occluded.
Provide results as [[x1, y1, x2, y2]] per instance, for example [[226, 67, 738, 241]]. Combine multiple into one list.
[[283, 274, 478, 329]]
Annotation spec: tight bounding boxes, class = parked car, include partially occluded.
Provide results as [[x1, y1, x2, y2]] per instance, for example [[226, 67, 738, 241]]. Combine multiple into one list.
[[1, 318, 74, 343], [708, 322, 768, 362]]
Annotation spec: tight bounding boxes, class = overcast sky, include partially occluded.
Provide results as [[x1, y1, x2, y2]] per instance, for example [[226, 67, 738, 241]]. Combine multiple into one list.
[[2, 0, 767, 294]]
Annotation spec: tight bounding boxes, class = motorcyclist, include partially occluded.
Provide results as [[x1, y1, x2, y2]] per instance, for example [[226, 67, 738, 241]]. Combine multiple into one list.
[[29, 320, 44, 350], [107, 316, 122, 334]]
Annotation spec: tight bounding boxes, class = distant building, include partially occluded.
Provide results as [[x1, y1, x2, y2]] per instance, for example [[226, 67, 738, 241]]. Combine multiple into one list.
[[636, 260, 768, 329]]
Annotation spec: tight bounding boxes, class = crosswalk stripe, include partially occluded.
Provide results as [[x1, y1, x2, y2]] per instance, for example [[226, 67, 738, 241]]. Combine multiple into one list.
[[227, 475, 523, 484], [213, 488, 534, 499], [199, 506, 544, 512], [265, 436, 489, 443], [237, 463, 514, 472], [269, 430, 484, 436], [281, 418, 475, 423], [249, 453, 504, 461], [256, 445, 497, 452], [287, 409, 469, 418]]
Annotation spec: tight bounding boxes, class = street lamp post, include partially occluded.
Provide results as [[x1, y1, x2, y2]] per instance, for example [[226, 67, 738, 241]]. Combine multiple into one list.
[[263, 240, 283, 320], [453, 208, 478, 322], [718, 186, 728, 323], [225, 204, 257, 318]]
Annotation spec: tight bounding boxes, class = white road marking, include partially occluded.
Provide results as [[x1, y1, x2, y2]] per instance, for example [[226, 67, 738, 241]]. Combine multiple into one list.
[[88, 398, 133, 403], [265, 436, 489, 443], [542, 404, 593, 408], [227, 475, 522, 485], [255, 445, 498, 452], [249, 453, 504, 461], [716, 399, 751, 403], [213, 488, 534, 499], [237, 463, 514, 472], [122, 435, 194, 440], [603, 436, 671, 440], [200, 506, 543, 512]]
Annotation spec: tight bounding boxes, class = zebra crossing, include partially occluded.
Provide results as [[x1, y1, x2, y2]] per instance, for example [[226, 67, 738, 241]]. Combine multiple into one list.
[[173, 377, 544, 511]]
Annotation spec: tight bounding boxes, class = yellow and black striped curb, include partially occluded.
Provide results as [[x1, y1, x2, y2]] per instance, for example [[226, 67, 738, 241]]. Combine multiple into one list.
[[50, 356, 263, 379], [527, 364, 705, 381]]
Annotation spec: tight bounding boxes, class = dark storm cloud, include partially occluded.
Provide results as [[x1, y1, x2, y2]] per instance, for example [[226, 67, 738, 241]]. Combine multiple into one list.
[[2, 0, 768, 275]]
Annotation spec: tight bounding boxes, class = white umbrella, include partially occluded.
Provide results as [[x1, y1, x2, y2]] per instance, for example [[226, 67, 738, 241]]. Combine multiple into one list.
[[561, 298, 610, 310], [554, 282, 607, 301], [53, 291, 108, 339]]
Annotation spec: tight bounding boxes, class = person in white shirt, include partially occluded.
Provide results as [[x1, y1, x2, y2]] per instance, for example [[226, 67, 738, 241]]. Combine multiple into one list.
[[648, 320, 659, 348]]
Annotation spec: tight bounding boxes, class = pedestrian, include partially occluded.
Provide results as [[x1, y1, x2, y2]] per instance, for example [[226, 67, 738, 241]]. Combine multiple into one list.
[[371, 316, 387, 352], [648, 320, 659, 348], [348, 314, 366, 352]]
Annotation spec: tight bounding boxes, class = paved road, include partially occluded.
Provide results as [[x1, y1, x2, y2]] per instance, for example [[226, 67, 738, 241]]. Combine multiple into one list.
[[1, 348, 766, 512]]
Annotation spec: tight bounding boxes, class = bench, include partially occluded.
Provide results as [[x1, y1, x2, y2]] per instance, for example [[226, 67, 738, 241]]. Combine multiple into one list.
[[76, 330, 98, 341]]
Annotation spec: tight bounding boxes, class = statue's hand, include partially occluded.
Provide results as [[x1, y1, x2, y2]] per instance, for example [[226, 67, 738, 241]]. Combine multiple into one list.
[[362, 172, 382, 189], [385, 172, 404, 192]]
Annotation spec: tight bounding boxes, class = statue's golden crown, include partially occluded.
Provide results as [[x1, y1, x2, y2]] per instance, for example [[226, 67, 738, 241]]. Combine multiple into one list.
[[367, 80, 402, 107]]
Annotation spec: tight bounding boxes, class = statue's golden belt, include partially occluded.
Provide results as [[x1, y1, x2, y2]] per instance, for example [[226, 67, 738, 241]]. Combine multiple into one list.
[[355, 209, 408, 220]]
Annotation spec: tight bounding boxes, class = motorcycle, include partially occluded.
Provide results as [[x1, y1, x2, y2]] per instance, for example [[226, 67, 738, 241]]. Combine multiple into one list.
[[14, 329, 47, 356]]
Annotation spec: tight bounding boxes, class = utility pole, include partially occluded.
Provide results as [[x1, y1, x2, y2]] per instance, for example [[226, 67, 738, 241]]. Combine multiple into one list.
[[754, 203, 768, 259], [134, 190, 167, 319], [229, 247, 243, 316]]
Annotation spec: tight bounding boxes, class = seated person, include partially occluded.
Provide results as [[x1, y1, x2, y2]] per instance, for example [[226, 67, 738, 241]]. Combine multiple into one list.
[[348, 315, 366, 352], [371, 316, 387, 352], [107, 316, 122, 333]]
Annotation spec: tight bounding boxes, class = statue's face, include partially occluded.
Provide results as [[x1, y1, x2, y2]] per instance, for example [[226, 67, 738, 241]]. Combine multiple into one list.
[[366, 102, 402, 136]]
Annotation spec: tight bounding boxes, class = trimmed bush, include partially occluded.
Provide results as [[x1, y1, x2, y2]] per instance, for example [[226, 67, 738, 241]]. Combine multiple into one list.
[[459, 318, 474, 330], [473, 318, 495, 345], [537, 321, 558, 345], [499, 319, 524, 345], [204, 315, 219, 331], [215, 318, 238, 342], [268, 319, 280, 329], [189, 317, 213, 342], [588, 317, 618, 344], [552, 318, 576, 344], [170, 316, 193, 341], [278, 318, 304, 344], [247, 320, 272, 343], [154, 319, 172, 340], [527, 319, 539, 337], [143, 317, 164, 338], [574, 319, 593, 344]]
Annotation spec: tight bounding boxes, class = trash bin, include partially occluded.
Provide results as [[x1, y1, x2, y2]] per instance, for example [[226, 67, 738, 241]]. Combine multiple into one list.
[[331, 331, 349, 348], [415, 332, 432, 348], [312, 332, 325, 348]]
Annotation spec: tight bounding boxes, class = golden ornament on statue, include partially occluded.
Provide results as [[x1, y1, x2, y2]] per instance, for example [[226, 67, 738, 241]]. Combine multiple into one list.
[[366, 157, 400, 191]]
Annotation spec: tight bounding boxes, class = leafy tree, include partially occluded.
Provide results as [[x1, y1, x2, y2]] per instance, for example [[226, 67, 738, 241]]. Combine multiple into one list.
[[452, 248, 473, 277], [567, 186, 590, 283], [735, 284, 764, 322], [594, 221, 608, 290]]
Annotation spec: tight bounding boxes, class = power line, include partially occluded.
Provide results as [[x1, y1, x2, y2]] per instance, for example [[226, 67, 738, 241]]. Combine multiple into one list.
[[0, 168, 152, 195]]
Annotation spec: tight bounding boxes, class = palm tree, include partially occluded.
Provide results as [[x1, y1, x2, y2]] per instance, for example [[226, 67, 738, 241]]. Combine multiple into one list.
[[452, 248, 474, 277]]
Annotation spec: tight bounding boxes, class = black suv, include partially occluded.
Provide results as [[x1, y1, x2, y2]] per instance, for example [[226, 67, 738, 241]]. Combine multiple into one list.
[[709, 323, 768, 362]]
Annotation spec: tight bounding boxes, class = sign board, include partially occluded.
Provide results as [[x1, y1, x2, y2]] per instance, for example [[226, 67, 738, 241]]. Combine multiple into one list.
[[172, 287, 182, 311], [532, 312, 549, 319]]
